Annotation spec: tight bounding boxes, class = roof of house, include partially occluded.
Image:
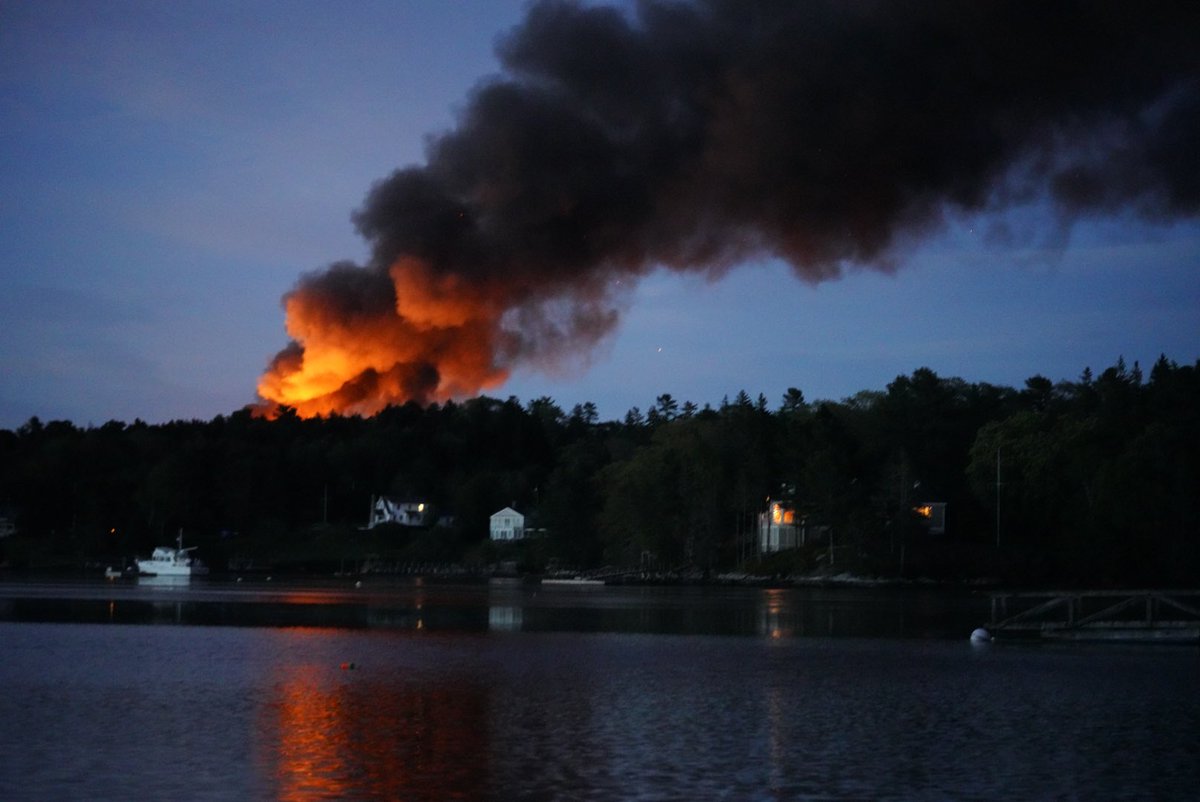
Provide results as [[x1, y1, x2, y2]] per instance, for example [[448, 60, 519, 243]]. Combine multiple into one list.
[[490, 506, 522, 519]]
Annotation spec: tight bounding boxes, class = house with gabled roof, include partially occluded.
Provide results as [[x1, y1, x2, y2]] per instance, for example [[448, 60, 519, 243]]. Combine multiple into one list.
[[489, 507, 525, 541]]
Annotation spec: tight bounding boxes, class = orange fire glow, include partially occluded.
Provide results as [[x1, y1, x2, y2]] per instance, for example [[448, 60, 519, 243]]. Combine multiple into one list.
[[770, 503, 795, 525], [256, 257, 511, 418]]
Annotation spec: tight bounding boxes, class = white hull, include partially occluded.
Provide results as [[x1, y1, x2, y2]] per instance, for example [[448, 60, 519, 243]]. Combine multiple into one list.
[[136, 532, 208, 577], [135, 559, 208, 577]]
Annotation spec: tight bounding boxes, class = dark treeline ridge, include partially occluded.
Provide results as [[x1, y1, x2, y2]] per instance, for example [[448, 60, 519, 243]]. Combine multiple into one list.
[[1, 355, 1197, 587]]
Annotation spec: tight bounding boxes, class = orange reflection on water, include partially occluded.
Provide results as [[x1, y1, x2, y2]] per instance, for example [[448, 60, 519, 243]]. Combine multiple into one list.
[[272, 666, 351, 801], [760, 588, 794, 639], [265, 646, 490, 801]]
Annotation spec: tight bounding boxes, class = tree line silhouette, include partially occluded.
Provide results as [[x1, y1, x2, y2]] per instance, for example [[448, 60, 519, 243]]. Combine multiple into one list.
[[1, 355, 1196, 586]]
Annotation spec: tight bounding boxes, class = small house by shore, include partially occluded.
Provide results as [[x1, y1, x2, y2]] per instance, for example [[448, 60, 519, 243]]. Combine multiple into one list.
[[490, 507, 525, 541]]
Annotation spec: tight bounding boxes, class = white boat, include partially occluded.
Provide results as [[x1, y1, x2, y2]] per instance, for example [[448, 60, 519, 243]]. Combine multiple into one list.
[[136, 531, 209, 577]]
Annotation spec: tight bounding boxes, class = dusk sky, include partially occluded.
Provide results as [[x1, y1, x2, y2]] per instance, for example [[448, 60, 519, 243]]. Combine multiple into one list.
[[2, 0, 1197, 430]]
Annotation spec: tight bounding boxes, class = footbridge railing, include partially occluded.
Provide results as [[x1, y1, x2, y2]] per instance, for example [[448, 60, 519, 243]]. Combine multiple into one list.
[[987, 589, 1200, 642]]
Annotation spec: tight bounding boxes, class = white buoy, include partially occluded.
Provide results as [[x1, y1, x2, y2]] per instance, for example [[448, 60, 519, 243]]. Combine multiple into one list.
[[970, 627, 993, 643]]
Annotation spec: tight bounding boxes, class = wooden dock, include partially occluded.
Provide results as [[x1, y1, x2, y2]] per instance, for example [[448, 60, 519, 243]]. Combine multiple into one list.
[[986, 589, 1200, 642]]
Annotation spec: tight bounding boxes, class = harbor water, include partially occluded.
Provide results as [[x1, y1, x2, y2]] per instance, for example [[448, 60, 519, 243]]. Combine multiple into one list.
[[0, 579, 1196, 800]]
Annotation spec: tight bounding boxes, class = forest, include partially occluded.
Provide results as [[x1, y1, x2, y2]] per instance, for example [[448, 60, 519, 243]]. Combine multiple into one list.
[[1, 355, 1197, 587]]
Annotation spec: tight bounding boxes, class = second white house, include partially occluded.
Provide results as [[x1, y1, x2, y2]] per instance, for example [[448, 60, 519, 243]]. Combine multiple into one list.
[[489, 507, 525, 541]]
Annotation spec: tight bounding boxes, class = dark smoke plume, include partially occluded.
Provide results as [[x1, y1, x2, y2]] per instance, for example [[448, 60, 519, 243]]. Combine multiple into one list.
[[259, 0, 1200, 416]]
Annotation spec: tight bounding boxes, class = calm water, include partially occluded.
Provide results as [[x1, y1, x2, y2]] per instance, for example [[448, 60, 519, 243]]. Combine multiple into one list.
[[0, 579, 1196, 800]]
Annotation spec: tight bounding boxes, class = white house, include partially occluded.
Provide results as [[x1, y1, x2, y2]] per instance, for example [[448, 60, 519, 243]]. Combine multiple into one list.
[[489, 507, 525, 541], [369, 496, 428, 528], [759, 498, 802, 553]]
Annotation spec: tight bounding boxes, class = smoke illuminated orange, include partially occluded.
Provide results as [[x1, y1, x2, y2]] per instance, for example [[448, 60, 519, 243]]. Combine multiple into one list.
[[256, 257, 510, 418]]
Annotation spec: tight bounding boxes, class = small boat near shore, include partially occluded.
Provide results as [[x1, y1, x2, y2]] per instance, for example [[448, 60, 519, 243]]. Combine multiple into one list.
[[136, 531, 209, 577]]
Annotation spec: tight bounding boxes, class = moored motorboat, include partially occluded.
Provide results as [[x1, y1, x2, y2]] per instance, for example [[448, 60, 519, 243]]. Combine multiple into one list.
[[136, 531, 209, 577]]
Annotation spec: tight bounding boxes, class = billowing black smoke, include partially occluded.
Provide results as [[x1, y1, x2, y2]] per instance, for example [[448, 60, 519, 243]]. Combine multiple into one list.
[[261, 0, 1200, 416]]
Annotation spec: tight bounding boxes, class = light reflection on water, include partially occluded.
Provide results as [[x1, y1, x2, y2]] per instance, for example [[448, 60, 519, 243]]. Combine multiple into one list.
[[0, 581, 1197, 800], [264, 632, 490, 801]]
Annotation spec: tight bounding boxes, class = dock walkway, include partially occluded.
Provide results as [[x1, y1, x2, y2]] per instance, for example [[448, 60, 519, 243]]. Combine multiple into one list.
[[987, 589, 1200, 642]]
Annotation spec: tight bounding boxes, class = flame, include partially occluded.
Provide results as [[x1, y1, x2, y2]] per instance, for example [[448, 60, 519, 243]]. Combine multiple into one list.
[[256, 257, 510, 417]]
